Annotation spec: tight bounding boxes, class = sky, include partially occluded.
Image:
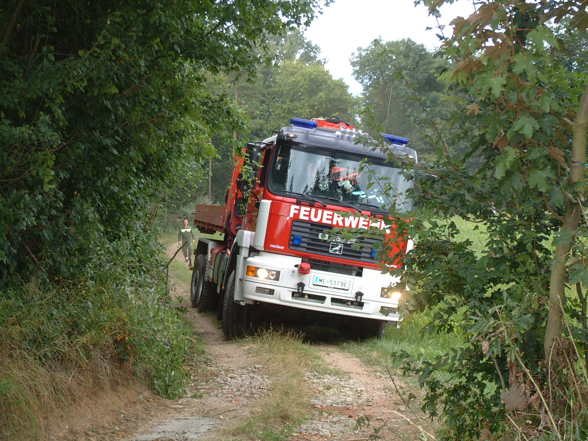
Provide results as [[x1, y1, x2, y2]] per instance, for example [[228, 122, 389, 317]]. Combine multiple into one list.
[[305, 0, 475, 95]]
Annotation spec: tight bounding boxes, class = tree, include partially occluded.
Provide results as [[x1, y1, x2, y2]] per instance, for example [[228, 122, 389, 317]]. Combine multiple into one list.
[[265, 29, 325, 65], [0, 0, 322, 281], [378, 1, 588, 438], [243, 60, 357, 136], [1, 2, 328, 435], [424, 0, 587, 361], [352, 38, 450, 159], [554, 21, 588, 72]]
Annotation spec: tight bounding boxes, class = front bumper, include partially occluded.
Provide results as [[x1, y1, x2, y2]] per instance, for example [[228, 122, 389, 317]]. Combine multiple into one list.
[[240, 252, 401, 322]]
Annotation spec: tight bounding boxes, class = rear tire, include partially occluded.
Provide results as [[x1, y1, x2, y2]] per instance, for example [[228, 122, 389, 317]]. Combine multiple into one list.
[[358, 318, 386, 340], [190, 255, 215, 311], [222, 271, 250, 340]]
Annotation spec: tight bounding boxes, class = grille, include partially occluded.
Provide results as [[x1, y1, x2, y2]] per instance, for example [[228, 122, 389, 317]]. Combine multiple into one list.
[[290, 221, 379, 263], [304, 258, 363, 277]]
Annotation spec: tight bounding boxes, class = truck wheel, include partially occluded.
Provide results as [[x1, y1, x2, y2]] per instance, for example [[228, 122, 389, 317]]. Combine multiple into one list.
[[221, 271, 249, 340], [216, 292, 224, 321], [191, 255, 215, 311], [359, 319, 386, 340]]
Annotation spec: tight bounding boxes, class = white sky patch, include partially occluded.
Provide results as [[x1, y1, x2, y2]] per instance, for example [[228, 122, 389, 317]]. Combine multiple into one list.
[[305, 0, 475, 96]]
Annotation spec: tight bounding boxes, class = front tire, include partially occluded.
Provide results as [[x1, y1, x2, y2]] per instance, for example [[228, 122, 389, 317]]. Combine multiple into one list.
[[221, 271, 249, 340]]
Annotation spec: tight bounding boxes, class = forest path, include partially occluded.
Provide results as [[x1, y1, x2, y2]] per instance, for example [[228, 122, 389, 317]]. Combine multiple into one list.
[[50, 243, 434, 441]]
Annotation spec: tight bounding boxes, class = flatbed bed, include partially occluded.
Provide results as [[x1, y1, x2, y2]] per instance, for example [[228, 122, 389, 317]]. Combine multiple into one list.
[[193, 204, 225, 234]]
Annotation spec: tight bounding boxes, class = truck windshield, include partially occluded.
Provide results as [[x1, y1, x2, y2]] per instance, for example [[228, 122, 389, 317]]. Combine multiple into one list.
[[268, 144, 413, 212]]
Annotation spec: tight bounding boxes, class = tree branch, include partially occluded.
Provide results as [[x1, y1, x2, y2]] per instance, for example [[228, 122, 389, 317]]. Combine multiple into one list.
[[544, 84, 588, 358], [1, 0, 26, 48], [576, 282, 588, 368]]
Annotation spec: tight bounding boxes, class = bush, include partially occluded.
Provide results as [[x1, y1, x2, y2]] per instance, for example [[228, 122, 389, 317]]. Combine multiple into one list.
[[396, 214, 587, 440], [0, 229, 191, 440]]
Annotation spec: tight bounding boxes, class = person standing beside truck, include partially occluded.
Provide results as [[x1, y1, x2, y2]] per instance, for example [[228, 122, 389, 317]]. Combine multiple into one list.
[[178, 217, 194, 267]]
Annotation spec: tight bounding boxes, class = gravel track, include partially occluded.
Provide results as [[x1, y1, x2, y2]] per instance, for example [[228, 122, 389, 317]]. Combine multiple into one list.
[[50, 244, 434, 441]]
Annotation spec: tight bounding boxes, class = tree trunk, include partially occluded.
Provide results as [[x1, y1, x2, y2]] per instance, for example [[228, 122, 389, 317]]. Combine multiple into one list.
[[544, 86, 588, 359], [2, 0, 26, 47], [208, 157, 212, 202]]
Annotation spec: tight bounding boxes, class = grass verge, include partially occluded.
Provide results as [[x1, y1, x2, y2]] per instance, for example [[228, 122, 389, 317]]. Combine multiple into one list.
[[343, 312, 462, 372], [0, 233, 193, 441], [229, 328, 322, 441], [168, 255, 193, 286]]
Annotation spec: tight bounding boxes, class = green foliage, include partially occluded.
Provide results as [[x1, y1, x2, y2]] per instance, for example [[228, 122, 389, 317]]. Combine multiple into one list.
[[241, 60, 357, 138], [0, 1, 325, 437], [354, 1, 588, 439], [410, 343, 506, 439], [554, 21, 588, 73], [352, 38, 451, 160], [0, 228, 192, 439], [264, 29, 325, 66], [234, 29, 355, 139], [344, 311, 463, 370], [1, 0, 321, 282]]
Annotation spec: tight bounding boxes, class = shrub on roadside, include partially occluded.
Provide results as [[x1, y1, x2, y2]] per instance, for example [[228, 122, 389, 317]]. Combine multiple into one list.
[[0, 230, 191, 440], [395, 217, 587, 440]]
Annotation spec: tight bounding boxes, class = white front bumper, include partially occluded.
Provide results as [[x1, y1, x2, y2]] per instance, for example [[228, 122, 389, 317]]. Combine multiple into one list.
[[240, 252, 401, 322]]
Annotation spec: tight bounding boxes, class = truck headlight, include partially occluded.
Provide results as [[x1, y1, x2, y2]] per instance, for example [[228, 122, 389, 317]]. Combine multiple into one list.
[[246, 265, 280, 281], [381, 287, 403, 303]]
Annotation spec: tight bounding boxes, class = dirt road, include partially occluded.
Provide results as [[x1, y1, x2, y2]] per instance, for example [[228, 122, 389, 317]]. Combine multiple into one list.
[[51, 247, 435, 441]]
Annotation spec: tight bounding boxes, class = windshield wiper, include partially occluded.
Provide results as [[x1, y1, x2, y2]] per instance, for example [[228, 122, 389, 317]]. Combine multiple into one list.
[[285, 192, 327, 207], [355, 202, 388, 214], [310, 195, 362, 212], [315, 195, 391, 214]]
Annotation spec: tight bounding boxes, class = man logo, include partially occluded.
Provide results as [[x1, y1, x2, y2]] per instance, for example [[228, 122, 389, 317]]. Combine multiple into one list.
[[329, 241, 344, 255], [319, 232, 356, 245]]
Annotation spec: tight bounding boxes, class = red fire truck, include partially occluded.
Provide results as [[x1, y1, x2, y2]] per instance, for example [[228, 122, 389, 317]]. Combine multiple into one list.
[[190, 118, 416, 339]]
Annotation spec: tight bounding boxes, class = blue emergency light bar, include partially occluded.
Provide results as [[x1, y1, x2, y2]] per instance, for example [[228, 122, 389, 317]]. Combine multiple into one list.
[[382, 133, 409, 145], [290, 118, 410, 147], [290, 118, 317, 129]]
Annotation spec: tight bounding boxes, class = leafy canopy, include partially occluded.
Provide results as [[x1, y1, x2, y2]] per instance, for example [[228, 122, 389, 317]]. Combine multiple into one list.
[[352, 38, 450, 159], [0, 0, 323, 282]]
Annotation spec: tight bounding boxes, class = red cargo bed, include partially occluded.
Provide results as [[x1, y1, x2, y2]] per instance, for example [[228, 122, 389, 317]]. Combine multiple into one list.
[[193, 204, 226, 234]]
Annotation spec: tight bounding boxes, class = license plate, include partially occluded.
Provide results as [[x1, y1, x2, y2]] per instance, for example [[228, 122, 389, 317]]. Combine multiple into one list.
[[311, 274, 351, 291]]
